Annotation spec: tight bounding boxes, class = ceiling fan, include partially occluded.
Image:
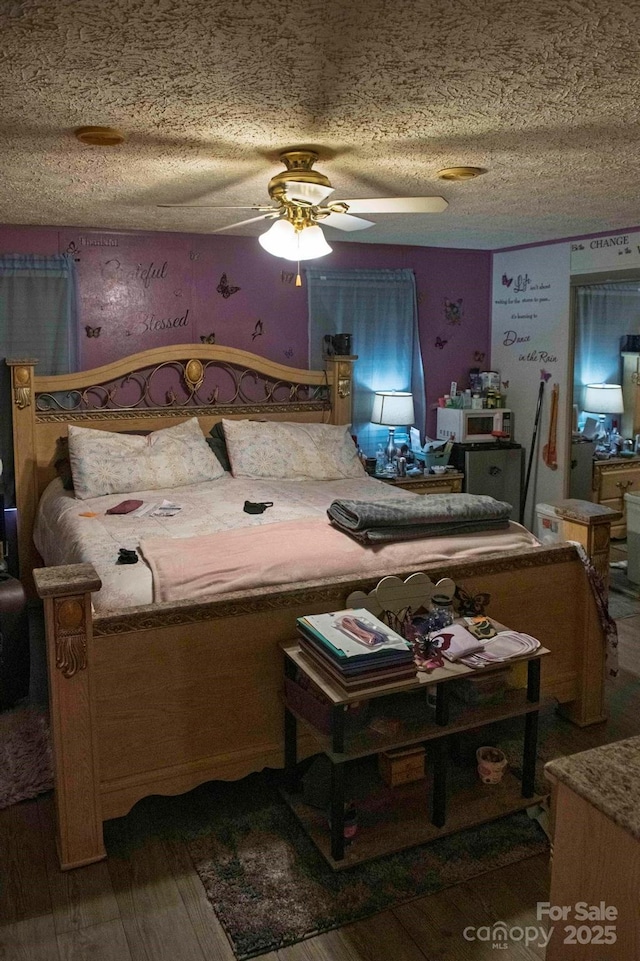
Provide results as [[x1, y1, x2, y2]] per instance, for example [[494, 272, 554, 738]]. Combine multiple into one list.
[[159, 148, 448, 266]]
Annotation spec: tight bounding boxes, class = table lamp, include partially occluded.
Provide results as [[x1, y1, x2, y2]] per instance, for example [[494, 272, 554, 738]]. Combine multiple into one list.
[[583, 383, 624, 442], [372, 391, 415, 467]]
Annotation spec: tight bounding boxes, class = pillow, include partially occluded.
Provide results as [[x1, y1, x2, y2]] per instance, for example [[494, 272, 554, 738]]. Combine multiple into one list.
[[55, 430, 152, 491], [221, 419, 366, 481], [68, 417, 225, 499], [206, 421, 232, 472]]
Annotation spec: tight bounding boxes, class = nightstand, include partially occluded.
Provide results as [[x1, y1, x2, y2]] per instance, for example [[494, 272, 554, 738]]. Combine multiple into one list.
[[374, 471, 464, 495], [592, 456, 640, 538]]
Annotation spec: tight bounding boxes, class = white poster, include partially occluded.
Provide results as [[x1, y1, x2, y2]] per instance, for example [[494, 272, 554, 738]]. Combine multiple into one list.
[[570, 229, 640, 274], [491, 245, 571, 527]]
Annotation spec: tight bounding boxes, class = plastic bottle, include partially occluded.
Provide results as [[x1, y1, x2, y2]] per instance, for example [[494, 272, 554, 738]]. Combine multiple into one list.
[[610, 423, 622, 454], [375, 445, 386, 474]]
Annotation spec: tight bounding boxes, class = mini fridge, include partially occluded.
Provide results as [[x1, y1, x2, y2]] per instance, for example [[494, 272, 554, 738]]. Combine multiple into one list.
[[450, 442, 524, 521]]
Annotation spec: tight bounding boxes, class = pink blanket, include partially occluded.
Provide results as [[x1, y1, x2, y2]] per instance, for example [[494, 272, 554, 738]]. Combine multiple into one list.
[[139, 518, 540, 604]]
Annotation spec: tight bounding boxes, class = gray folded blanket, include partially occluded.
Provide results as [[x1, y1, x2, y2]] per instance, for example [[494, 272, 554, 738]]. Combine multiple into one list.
[[327, 493, 512, 543]]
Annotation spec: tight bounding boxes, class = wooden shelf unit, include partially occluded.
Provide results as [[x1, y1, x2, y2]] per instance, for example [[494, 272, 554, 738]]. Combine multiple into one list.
[[282, 639, 549, 869]]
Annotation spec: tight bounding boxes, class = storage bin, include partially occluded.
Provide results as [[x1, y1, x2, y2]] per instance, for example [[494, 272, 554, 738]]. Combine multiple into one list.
[[534, 503, 565, 544], [284, 675, 369, 736], [378, 745, 426, 787], [625, 492, 640, 584], [423, 448, 451, 471], [450, 667, 510, 706]]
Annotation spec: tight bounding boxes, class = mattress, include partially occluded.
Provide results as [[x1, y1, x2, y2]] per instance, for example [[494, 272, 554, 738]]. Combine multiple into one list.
[[34, 474, 541, 613]]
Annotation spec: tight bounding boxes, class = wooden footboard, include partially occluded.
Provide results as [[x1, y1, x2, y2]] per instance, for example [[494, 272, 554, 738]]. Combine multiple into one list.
[[34, 542, 608, 869]]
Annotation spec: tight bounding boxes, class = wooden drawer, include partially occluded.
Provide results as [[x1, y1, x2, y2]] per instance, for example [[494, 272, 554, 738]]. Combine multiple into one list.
[[593, 460, 640, 537], [597, 466, 640, 500], [400, 478, 462, 495], [377, 472, 464, 496]]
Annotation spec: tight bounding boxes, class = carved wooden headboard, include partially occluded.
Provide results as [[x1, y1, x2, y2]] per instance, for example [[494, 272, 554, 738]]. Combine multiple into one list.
[[7, 343, 356, 587]]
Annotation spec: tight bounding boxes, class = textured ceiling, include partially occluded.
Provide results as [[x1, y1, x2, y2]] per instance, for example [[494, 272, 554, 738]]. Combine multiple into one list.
[[1, 0, 640, 249]]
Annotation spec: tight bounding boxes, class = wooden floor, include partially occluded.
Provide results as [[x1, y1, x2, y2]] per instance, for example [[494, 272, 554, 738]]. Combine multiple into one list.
[[2, 583, 640, 961]]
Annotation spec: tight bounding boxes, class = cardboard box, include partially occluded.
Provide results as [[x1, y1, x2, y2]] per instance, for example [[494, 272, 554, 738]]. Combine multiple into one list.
[[378, 745, 426, 787]]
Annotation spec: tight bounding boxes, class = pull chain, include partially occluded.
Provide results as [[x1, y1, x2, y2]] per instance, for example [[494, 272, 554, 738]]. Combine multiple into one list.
[[295, 230, 302, 286]]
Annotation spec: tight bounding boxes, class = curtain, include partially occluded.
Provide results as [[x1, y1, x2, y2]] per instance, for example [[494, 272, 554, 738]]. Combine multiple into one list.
[[0, 253, 78, 504], [306, 267, 425, 455], [574, 282, 640, 399]]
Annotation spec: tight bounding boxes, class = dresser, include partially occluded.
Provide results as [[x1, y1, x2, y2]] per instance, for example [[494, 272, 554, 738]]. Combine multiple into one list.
[[592, 456, 640, 538], [545, 738, 640, 960], [374, 470, 464, 495]]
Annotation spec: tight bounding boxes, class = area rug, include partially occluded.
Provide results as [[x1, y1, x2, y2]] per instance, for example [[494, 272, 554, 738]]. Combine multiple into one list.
[[0, 704, 53, 809], [105, 757, 549, 960]]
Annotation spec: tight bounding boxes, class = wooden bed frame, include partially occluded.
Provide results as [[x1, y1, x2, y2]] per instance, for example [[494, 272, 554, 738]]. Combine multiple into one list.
[[8, 345, 610, 870]]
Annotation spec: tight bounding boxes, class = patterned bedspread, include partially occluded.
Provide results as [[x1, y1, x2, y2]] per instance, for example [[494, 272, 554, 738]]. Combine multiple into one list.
[[34, 474, 540, 612]]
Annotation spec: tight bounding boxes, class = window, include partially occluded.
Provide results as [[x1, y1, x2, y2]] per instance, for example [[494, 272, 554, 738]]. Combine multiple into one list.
[[306, 267, 425, 454], [0, 253, 78, 502]]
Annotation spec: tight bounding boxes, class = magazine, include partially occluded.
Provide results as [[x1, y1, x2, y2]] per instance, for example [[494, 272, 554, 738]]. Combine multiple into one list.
[[297, 608, 411, 661]]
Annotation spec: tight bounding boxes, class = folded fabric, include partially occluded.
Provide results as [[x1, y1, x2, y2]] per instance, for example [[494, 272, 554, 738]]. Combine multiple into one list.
[[327, 493, 512, 544]]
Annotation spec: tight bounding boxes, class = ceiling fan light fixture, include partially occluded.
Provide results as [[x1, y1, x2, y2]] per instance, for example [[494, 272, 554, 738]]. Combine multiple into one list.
[[436, 166, 486, 181], [258, 218, 297, 257], [288, 224, 332, 261], [258, 220, 332, 261]]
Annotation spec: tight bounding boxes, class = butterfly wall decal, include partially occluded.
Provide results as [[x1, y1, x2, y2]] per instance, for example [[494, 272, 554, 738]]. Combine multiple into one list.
[[473, 350, 486, 363], [541, 369, 552, 382], [216, 272, 241, 299], [502, 380, 509, 389], [454, 585, 491, 616], [502, 273, 513, 288], [85, 325, 101, 338], [200, 333, 216, 344], [252, 319, 264, 340], [434, 336, 447, 349]]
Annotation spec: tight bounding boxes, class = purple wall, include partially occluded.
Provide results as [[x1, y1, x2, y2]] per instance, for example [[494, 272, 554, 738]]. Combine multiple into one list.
[[0, 224, 491, 437]]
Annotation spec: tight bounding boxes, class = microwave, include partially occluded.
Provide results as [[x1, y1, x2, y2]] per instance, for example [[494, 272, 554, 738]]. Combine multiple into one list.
[[436, 408, 514, 443]]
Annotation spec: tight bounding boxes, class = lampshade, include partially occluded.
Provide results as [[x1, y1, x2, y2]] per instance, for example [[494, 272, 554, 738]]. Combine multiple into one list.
[[258, 219, 297, 257], [258, 219, 332, 260], [371, 391, 415, 426], [583, 383, 624, 415]]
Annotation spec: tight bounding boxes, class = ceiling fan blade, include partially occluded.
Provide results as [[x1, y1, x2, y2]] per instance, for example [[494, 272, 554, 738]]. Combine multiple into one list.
[[212, 213, 280, 234], [340, 197, 449, 214], [322, 211, 375, 232], [283, 182, 335, 206], [157, 204, 270, 210]]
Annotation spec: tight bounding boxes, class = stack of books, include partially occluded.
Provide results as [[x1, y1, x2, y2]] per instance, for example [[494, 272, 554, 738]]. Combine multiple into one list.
[[296, 608, 416, 691]]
